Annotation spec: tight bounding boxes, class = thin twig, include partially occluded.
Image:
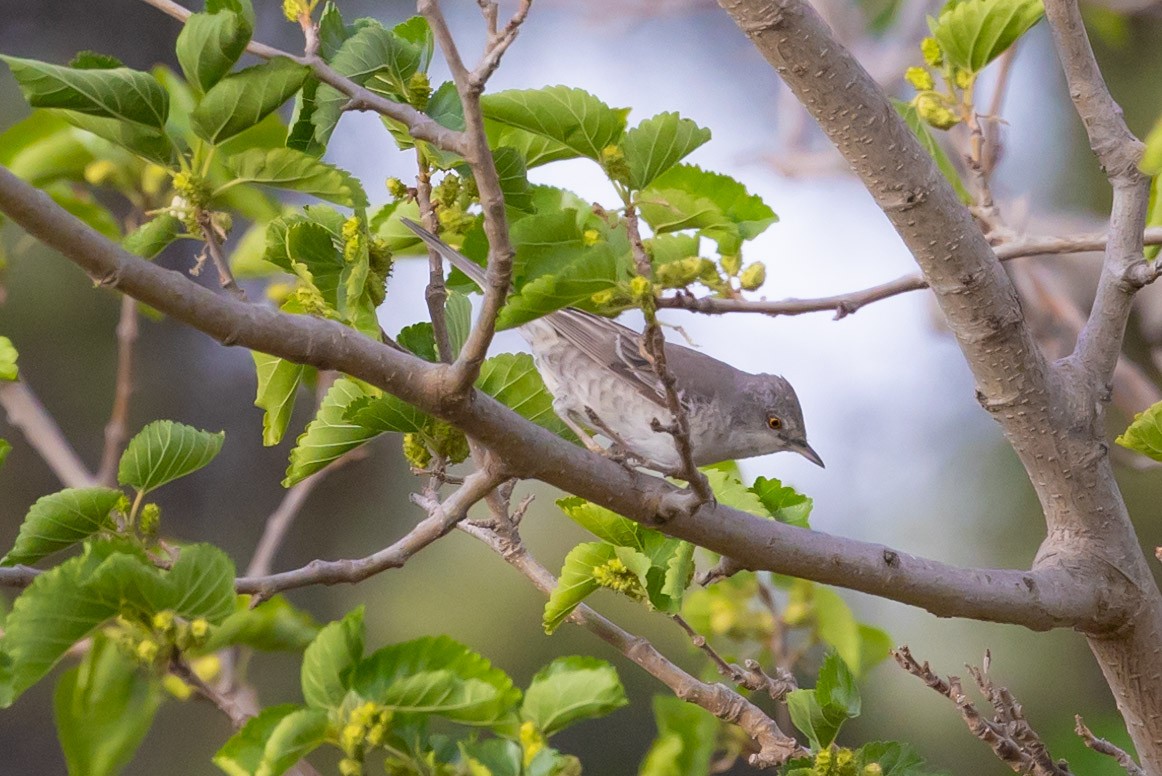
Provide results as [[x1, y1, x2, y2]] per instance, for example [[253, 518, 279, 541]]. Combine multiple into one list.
[[197, 211, 245, 300], [96, 295, 139, 485], [471, 0, 533, 88], [170, 654, 251, 728], [415, 157, 453, 363], [0, 381, 95, 488], [656, 227, 1162, 319], [1075, 715, 1146, 776]]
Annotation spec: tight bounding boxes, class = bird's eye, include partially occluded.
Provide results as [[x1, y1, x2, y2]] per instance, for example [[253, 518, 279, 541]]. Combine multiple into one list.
[[767, 415, 783, 430]]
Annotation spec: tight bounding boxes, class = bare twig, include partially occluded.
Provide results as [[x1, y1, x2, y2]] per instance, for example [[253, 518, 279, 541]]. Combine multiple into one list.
[[96, 295, 138, 486], [170, 654, 251, 728], [472, 0, 533, 87], [1075, 716, 1146, 776], [0, 381, 95, 488], [672, 613, 794, 700], [415, 158, 453, 363], [196, 211, 245, 300], [657, 227, 1162, 319], [893, 647, 1071, 776]]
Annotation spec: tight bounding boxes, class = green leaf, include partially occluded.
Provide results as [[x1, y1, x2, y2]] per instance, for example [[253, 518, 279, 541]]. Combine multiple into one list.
[[614, 534, 689, 613], [191, 57, 309, 145], [213, 704, 327, 776], [207, 0, 255, 26], [0, 439, 10, 470], [893, 100, 971, 205], [46, 184, 121, 240], [202, 596, 320, 653], [54, 634, 163, 776], [1116, 400, 1162, 461], [493, 146, 535, 213], [345, 393, 429, 434], [283, 379, 381, 486], [2, 117, 96, 185], [481, 86, 629, 162], [857, 624, 893, 677], [817, 650, 861, 720], [50, 109, 173, 166], [1145, 174, 1162, 261], [750, 476, 813, 528], [929, 0, 1044, 73], [1, 55, 168, 128], [639, 695, 718, 776], [475, 353, 576, 439], [352, 635, 520, 725], [224, 147, 368, 208], [786, 690, 839, 752], [0, 336, 19, 381], [543, 542, 617, 634], [521, 656, 627, 736], [1, 487, 122, 567], [856, 741, 936, 776], [787, 651, 861, 750], [176, 10, 251, 93], [813, 586, 862, 674], [88, 543, 237, 625], [638, 164, 778, 254], [117, 420, 225, 494], [556, 496, 641, 547], [1143, 117, 1162, 176], [622, 112, 711, 191], [703, 468, 770, 518], [252, 352, 306, 447], [496, 243, 624, 329], [301, 606, 364, 709], [0, 545, 124, 706], [123, 214, 183, 259]]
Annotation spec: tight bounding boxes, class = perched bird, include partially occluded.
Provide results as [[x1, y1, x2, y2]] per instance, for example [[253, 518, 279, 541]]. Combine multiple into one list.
[[402, 219, 823, 474]]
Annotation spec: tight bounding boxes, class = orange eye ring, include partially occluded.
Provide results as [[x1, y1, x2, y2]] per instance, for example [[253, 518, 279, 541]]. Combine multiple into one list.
[[767, 415, 783, 430]]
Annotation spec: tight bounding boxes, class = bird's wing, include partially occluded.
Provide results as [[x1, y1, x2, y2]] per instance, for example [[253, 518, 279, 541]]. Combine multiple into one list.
[[401, 218, 487, 286]]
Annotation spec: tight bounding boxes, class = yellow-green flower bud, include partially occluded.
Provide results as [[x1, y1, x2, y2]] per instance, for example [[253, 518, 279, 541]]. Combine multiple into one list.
[[339, 758, 363, 776], [921, 36, 942, 67], [434, 174, 461, 208], [863, 764, 884, 776], [340, 722, 364, 753], [141, 164, 170, 198], [115, 493, 132, 516], [629, 275, 653, 302], [386, 177, 409, 201], [913, 92, 960, 130], [520, 720, 545, 767], [599, 144, 629, 185], [189, 618, 210, 644], [407, 71, 432, 110], [739, 262, 766, 291], [402, 433, 432, 469], [656, 257, 716, 289], [582, 229, 600, 247], [720, 253, 742, 277], [282, 0, 318, 21], [266, 282, 294, 306], [590, 289, 615, 306], [139, 502, 161, 538], [172, 171, 210, 208], [592, 557, 645, 599], [366, 723, 387, 746], [429, 421, 469, 465], [151, 610, 176, 635], [904, 66, 934, 91], [953, 67, 974, 90], [136, 638, 160, 663], [84, 160, 119, 188], [162, 673, 193, 700], [192, 654, 221, 683]]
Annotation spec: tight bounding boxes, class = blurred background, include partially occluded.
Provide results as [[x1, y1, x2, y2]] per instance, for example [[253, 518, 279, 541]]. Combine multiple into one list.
[[3, 0, 1162, 773]]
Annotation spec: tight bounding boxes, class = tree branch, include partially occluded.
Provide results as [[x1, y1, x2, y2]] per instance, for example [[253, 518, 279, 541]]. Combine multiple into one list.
[[96, 296, 138, 486], [0, 165, 1127, 635], [0, 380, 95, 488], [1076, 715, 1146, 776]]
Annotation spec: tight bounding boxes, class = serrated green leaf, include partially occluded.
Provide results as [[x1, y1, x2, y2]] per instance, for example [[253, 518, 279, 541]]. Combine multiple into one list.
[[856, 741, 936, 776], [703, 468, 770, 518], [117, 420, 225, 494], [639, 695, 718, 776], [476, 353, 575, 439], [556, 496, 641, 547], [0, 336, 20, 381], [191, 57, 308, 145], [622, 112, 710, 191], [1116, 400, 1162, 461], [481, 86, 629, 162], [88, 543, 236, 625], [493, 146, 535, 213], [123, 214, 183, 259], [929, 0, 1044, 73], [176, 10, 251, 93], [496, 243, 623, 329], [787, 689, 843, 751], [54, 634, 163, 776], [213, 704, 304, 776], [1, 487, 122, 567], [662, 540, 696, 605], [252, 352, 306, 447], [207, 0, 255, 25], [521, 656, 627, 736], [223, 147, 368, 207], [614, 533, 689, 613], [49, 109, 173, 166], [543, 542, 617, 634], [817, 650, 861, 719], [750, 475, 813, 528], [647, 233, 701, 267], [301, 606, 364, 709], [352, 635, 520, 726], [1, 55, 168, 129], [202, 596, 320, 653], [283, 379, 381, 486], [345, 393, 429, 434], [257, 707, 329, 776], [893, 99, 971, 204]]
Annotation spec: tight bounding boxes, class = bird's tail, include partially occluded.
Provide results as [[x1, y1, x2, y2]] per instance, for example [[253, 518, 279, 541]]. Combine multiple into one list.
[[400, 218, 487, 287]]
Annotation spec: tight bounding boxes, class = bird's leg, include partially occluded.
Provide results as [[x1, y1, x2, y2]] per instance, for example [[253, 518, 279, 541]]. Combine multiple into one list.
[[583, 407, 649, 469], [552, 399, 609, 457]]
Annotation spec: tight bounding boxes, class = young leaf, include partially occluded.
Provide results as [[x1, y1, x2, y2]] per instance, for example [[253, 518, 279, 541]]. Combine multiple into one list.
[[202, 596, 320, 653], [1, 56, 168, 129], [556, 496, 642, 547], [703, 468, 770, 518], [301, 606, 364, 709], [929, 0, 1044, 73], [475, 353, 576, 440], [621, 112, 711, 191], [521, 656, 627, 736], [543, 541, 618, 634], [53, 634, 162, 776], [213, 704, 327, 776], [283, 379, 381, 486], [893, 100, 971, 204], [224, 147, 369, 208], [207, 0, 255, 25], [87, 543, 236, 625], [638, 164, 778, 254], [786, 689, 841, 751], [176, 10, 252, 93], [117, 420, 225, 494], [639, 696, 718, 776], [481, 86, 630, 162], [1, 487, 123, 567], [1115, 401, 1162, 462], [0, 336, 18, 381], [50, 111, 174, 167], [190, 57, 309, 145], [493, 146, 535, 213], [857, 624, 893, 677], [750, 475, 813, 528], [122, 214, 183, 259], [856, 741, 935, 776], [495, 243, 624, 329], [252, 352, 306, 447], [345, 393, 429, 434], [816, 650, 861, 720], [813, 586, 863, 674]]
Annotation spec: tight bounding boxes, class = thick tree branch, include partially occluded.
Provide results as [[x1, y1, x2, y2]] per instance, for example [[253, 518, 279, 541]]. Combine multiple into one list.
[[0, 381, 95, 488], [0, 166, 1127, 635]]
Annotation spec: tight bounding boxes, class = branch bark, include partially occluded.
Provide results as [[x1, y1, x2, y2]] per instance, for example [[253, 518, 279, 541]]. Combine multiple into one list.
[[0, 381, 95, 489]]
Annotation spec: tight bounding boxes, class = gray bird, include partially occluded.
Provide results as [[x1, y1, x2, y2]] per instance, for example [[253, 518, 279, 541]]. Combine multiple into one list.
[[402, 219, 823, 473]]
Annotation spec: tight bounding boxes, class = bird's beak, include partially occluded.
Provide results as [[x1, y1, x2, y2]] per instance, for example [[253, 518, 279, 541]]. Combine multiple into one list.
[[795, 441, 825, 468]]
